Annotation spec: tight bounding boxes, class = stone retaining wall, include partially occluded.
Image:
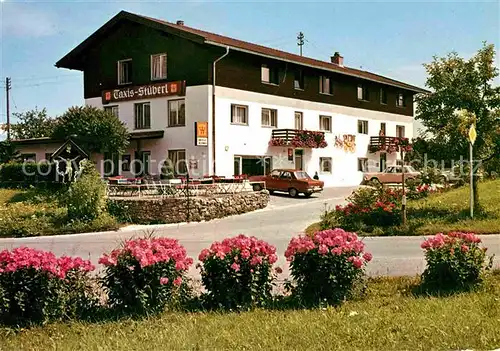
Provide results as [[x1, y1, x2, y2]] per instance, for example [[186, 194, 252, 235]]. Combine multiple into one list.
[[109, 190, 269, 224]]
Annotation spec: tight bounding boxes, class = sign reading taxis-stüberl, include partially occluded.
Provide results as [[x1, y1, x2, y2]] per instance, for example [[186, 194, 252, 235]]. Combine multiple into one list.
[[102, 81, 186, 104]]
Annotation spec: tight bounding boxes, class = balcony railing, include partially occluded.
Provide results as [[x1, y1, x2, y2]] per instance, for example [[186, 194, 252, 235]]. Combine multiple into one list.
[[269, 129, 327, 148], [368, 136, 412, 154]]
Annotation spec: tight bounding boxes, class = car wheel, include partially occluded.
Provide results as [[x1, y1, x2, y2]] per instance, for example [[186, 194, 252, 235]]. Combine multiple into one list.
[[252, 184, 262, 191], [304, 192, 313, 198], [288, 188, 298, 197]]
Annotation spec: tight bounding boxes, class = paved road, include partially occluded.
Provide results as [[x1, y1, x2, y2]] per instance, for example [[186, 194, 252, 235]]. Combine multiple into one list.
[[1, 187, 499, 278]]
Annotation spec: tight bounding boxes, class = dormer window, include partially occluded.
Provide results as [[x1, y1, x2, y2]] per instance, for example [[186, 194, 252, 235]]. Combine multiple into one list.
[[118, 59, 132, 85], [396, 93, 406, 107], [151, 53, 167, 80], [357, 84, 369, 101], [261, 64, 279, 85], [319, 76, 333, 95], [294, 70, 304, 90]]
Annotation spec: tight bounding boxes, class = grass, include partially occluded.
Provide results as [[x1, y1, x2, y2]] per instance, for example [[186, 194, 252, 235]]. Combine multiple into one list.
[[309, 179, 500, 236], [1, 274, 499, 350], [0, 188, 119, 238]]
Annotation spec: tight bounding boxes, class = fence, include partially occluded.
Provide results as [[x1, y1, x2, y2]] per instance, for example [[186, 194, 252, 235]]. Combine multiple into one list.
[[106, 180, 266, 198]]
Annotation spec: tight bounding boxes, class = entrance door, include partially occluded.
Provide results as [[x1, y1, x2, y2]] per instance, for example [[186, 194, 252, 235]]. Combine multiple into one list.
[[380, 153, 387, 172], [295, 150, 303, 170]]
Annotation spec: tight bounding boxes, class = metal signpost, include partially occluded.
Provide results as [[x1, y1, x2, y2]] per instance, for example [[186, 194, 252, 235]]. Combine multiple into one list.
[[468, 124, 477, 219]]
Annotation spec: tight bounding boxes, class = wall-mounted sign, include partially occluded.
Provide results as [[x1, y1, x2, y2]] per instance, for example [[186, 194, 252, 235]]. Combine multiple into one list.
[[195, 121, 208, 146], [102, 81, 186, 104], [334, 134, 356, 153]]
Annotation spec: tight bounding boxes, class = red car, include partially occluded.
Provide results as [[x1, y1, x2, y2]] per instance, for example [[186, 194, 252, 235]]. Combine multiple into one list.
[[250, 169, 324, 197]]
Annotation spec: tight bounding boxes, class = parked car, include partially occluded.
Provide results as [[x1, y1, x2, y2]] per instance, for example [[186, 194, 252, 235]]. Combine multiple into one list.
[[249, 169, 324, 197], [363, 165, 421, 184]]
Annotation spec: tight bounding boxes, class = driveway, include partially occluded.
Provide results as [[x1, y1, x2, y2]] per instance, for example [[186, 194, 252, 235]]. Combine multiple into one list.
[[1, 186, 499, 279]]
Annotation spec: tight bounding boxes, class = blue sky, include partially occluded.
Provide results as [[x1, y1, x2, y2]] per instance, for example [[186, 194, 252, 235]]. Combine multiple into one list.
[[0, 0, 498, 127]]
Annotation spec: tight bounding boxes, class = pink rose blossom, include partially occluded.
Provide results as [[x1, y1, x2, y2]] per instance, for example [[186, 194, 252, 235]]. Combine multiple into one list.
[[362, 252, 373, 262], [159, 277, 169, 285], [173, 277, 182, 287], [230, 263, 240, 272]]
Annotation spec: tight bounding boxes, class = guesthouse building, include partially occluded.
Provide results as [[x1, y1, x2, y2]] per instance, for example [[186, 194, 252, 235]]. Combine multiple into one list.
[[16, 10, 428, 187]]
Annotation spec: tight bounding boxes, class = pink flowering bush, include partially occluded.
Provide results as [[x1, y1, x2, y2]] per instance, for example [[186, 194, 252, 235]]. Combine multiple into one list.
[[285, 229, 372, 305], [198, 234, 278, 310], [0, 247, 96, 326], [421, 232, 493, 291], [269, 130, 328, 148], [99, 237, 193, 314]]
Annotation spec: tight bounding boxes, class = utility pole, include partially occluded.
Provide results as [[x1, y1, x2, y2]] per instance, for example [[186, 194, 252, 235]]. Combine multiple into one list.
[[297, 32, 304, 56], [5, 77, 11, 141]]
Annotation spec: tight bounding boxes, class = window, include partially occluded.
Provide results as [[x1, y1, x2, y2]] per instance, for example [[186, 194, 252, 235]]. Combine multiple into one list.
[[294, 111, 303, 130], [320, 157, 332, 173], [231, 104, 248, 125], [358, 120, 369, 134], [319, 76, 333, 95], [168, 99, 185, 127], [234, 155, 272, 176], [358, 158, 368, 172], [357, 84, 369, 101], [142, 151, 151, 175], [280, 171, 293, 179], [396, 93, 406, 107], [117, 59, 132, 85], [151, 53, 167, 80], [261, 64, 279, 85], [261, 108, 278, 127], [380, 88, 387, 104], [294, 70, 304, 90], [21, 154, 36, 163], [396, 125, 405, 138], [104, 105, 119, 118], [168, 149, 188, 176], [134, 102, 151, 129], [319, 115, 332, 132], [380, 122, 386, 136], [121, 154, 131, 172], [103, 152, 119, 176]]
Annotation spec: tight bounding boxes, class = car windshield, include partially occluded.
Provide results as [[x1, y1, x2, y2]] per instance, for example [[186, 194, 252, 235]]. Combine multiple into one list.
[[295, 171, 310, 179]]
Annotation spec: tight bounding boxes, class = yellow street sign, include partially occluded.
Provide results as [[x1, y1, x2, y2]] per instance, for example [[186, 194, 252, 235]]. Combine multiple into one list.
[[469, 124, 477, 145]]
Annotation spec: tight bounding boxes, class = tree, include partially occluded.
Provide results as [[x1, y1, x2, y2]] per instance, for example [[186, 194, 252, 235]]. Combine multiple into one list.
[[416, 42, 500, 211], [52, 106, 129, 155], [0, 140, 20, 164], [10, 108, 56, 139]]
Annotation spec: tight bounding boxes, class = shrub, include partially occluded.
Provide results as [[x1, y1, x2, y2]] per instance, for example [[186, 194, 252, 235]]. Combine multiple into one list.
[[64, 160, 106, 221], [285, 228, 372, 306], [420, 232, 494, 291], [99, 237, 193, 315], [0, 162, 60, 189], [0, 247, 96, 327], [325, 186, 402, 231], [198, 234, 278, 310]]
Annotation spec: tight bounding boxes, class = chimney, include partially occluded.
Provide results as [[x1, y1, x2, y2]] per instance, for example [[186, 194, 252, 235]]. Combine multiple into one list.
[[331, 52, 344, 67], [176, 20, 184, 26]]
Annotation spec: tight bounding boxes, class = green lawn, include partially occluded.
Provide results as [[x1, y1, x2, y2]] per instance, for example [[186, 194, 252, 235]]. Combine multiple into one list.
[[308, 179, 500, 236], [0, 188, 118, 237], [1, 274, 499, 351]]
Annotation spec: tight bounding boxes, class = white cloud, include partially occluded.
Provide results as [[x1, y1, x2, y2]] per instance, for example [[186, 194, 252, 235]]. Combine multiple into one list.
[[1, 4, 56, 38]]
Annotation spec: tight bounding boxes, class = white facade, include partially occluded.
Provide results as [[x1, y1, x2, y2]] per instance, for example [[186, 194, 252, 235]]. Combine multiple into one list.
[[79, 84, 412, 187]]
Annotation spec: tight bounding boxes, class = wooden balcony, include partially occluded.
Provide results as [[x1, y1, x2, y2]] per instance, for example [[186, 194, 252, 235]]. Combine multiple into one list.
[[369, 136, 399, 148], [270, 129, 327, 148]]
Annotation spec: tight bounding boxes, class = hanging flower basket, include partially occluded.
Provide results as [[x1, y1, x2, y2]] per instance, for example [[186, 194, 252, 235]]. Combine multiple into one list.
[[269, 130, 328, 148], [368, 137, 412, 153]]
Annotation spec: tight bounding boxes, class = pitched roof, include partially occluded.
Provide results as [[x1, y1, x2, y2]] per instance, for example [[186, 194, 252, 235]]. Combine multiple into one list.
[[56, 10, 429, 94]]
